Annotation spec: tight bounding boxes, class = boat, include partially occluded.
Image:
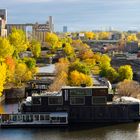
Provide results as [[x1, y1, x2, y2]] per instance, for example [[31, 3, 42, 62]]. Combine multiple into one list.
[[1, 86, 140, 128]]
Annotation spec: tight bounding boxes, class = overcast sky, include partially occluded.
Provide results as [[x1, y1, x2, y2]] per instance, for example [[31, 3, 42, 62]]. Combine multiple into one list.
[[1, 0, 140, 32]]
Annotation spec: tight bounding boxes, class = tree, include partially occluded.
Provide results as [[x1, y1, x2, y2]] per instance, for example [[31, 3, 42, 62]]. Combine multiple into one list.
[[0, 63, 7, 96], [82, 58, 96, 70], [49, 71, 68, 92], [45, 32, 59, 48], [100, 67, 118, 83], [30, 40, 41, 58], [69, 70, 93, 86], [99, 54, 111, 69], [23, 57, 36, 69], [85, 32, 96, 40], [127, 34, 138, 42], [80, 49, 94, 60], [118, 65, 133, 81], [69, 61, 90, 75], [63, 43, 75, 57], [0, 37, 14, 59], [5, 56, 15, 82], [98, 32, 110, 40], [117, 80, 140, 98], [14, 63, 27, 86], [8, 28, 29, 56]]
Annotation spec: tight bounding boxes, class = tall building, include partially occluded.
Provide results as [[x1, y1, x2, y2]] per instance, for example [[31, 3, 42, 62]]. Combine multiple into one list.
[[63, 26, 67, 33], [0, 9, 7, 37], [6, 16, 54, 43]]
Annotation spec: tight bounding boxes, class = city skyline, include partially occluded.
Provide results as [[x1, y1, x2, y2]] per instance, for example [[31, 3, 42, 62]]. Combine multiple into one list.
[[1, 0, 140, 31]]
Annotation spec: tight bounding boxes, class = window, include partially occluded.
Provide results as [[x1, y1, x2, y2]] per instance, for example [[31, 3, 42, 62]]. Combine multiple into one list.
[[92, 96, 107, 105], [32, 97, 41, 105], [70, 97, 85, 105], [70, 89, 92, 96], [48, 97, 63, 105]]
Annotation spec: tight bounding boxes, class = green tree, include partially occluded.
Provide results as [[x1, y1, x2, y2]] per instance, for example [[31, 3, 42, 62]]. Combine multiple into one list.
[[23, 57, 36, 69], [30, 40, 41, 58], [106, 67, 118, 83], [118, 65, 133, 81], [69, 61, 90, 75]]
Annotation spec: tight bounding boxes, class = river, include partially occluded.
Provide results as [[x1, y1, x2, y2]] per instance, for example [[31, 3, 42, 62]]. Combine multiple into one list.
[[0, 101, 140, 140]]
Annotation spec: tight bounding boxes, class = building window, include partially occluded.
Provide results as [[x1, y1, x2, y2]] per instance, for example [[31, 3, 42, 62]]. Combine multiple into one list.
[[70, 89, 92, 96], [48, 97, 63, 105], [32, 97, 41, 105], [70, 97, 85, 105], [92, 96, 107, 105]]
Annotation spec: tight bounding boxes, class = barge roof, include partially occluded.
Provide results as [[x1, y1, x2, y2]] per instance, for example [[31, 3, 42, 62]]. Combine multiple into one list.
[[62, 86, 108, 89]]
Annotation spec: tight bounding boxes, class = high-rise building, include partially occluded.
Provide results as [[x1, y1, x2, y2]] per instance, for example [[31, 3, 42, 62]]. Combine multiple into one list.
[[63, 26, 67, 33], [0, 9, 7, 37]]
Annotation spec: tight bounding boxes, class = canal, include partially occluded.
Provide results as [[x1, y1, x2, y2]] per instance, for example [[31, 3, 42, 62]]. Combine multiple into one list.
[[0, 101, 140, 140]]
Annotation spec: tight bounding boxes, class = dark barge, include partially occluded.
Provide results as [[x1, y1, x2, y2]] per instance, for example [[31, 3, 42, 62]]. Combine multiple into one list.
[[1, 86, 140, 128]]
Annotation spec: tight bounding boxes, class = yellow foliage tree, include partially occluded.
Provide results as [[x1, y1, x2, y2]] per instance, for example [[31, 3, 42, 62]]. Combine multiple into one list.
[[98, 32, 110, 40], [69, 70, 93, 86], [23, 70, 33, 81], [85, 32, 96, 40], [0, 63, 7, 96], [14, 63, 27, 86], [63, 43, 75, 57], [127, 34, 138, 42], [0, 37, 14, 59], [46, 32, 59, 48], [8, 28, 29, 55]]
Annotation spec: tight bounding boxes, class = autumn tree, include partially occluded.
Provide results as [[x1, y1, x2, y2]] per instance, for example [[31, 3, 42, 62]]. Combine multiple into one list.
[[69, 70, 93, 86], [69, 61, 90, 75], [100, 67, 118, 83], [49, 58, 69, 91], [63, 43, 75, 58], [14, 63, 27, 86], [0, 37, 14, 59], [23, 57, 36, 69], [98, 32, 110, 40], [118, 65, 133, 81], [85, 32, 96, 40], [49, 71, 68, 92], [127, 34, 138, 42], [0, 63, 7, 96], [30, 40, 41, 58], [8, 28, 29, 57], [45, 32, 59, 48], [5, 56, 15, 82], [82, 58, 96, 70], [117, 80, 140, 98], [99, 54, 111, 69]]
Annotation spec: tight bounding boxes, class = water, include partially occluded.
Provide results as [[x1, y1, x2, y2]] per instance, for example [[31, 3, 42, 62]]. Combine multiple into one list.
[[0, 102, 140, 140], [38, 65, 55, 73]]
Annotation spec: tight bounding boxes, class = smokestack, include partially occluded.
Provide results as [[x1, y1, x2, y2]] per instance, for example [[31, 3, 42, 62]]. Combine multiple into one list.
[[49, 16, 53, 32]]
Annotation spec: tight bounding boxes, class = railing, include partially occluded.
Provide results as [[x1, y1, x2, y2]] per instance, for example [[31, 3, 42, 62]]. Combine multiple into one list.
[[0, 112, 68, 126]]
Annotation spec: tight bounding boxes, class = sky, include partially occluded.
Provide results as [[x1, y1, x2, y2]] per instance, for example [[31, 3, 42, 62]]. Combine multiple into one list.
[[1, 0, 140, 32]]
